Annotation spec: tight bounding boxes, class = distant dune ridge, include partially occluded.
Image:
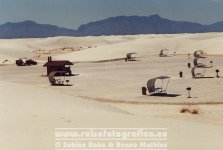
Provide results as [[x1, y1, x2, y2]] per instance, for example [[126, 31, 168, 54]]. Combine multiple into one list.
[[2, 15, 223, 38], [1, 32, 223, 64]]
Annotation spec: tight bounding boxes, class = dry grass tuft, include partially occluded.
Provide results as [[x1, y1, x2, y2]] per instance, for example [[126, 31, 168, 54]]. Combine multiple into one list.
[[180, 105, 200, 115], [180, 107, 189, 113], [189, 108, 199, 114]]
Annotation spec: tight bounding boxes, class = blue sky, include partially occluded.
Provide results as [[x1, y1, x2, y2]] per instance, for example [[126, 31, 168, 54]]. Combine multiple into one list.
[[1, 0, 223, 29]]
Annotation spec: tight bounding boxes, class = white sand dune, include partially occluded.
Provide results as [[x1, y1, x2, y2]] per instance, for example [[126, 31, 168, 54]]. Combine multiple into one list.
[[1, 33, 223, 150], [55, 33, 223, 61], [1, 32, 223, 63], [0, 80, 223, 150], [0, 81, 131, 149]]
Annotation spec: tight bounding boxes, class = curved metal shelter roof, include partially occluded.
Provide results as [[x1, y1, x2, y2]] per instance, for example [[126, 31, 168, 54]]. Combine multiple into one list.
[[159, 49, 169, 56], [193, 57, 212, 68], [193, 57, 206, 67], [191, 67, 197, 78], [48, 71, 68, 84], [194, 50, 206, 58], [147, 76, 170, 93], [191, 67, 207, 78], [126, 52, 137, 59]]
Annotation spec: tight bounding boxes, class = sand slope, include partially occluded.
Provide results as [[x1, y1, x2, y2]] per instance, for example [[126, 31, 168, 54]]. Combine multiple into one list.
[[0, 80, 223, 150], [1, 32, 223, 63], [1, 33, 223, 150]]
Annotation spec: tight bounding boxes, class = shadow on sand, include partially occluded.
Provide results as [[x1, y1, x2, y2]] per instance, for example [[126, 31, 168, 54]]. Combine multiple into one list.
[[149, 93, 181, 97]]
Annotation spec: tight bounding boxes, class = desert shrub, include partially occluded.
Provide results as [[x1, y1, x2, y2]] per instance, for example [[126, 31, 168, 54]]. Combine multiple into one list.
[[180, 105, 200, 115], [180, 107, 189, 113], [189, 108, 199, 114]]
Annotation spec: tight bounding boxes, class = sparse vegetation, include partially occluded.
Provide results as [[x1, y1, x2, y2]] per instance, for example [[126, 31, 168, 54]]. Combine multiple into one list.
[[32, 47, 81, 59], [180, 105, 200, 115], [189, 109, 199, 114], [180, 107, 189, 113]]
